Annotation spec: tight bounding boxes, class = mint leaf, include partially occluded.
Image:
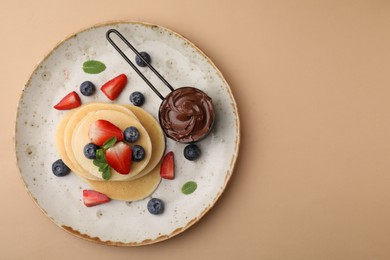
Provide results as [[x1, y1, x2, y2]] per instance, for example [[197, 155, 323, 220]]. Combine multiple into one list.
[[98, 164, 109, 173], [95, 149, 105, 159], [181, 181, 197, 195], [93, 160, 106, 168], [92, 148, 111, 180], [103, 137, 117, 150], [82, 60, 106, 74], [94, 157, 106, 163], [93, 149, 106, 165], [102, 167, 111, 180]]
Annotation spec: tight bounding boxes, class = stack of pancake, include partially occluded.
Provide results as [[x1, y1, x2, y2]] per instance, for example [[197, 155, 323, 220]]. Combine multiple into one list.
[[55, 103, 165, 201]]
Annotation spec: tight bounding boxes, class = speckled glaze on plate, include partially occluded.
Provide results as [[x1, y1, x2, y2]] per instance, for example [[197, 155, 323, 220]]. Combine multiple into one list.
[[15, 21, 240, 246]]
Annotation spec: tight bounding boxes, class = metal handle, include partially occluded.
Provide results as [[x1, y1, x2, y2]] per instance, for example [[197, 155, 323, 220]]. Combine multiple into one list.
[[106, 29, 175, 100]]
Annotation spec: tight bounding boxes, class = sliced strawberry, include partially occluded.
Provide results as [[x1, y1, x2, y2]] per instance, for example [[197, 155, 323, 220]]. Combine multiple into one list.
[[100, 74, 128, 100], [160, 151, 175, 179], [53, 91, 81, 110], [83, 189, 110, 207], [88, 120, 124, 146], [105, 142, 132, 174]]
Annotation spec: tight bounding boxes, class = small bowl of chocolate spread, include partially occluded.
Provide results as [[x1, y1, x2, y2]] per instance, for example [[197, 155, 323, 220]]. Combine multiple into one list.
[[107, 29, 216, 143], [159, 87, 215, 143]]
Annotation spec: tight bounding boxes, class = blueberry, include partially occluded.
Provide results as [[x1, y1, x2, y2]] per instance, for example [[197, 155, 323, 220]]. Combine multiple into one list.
[[80, 81, 96, 96], [147, 198, 164, 215], [52, 159, 70, 177], [129, 91, 145, 106], [83, 143, 100, 159], [124, 126, 140, 143], [135, 52, 151, 67], [132, 145, 145, 162], [183, 144, 201, 161]]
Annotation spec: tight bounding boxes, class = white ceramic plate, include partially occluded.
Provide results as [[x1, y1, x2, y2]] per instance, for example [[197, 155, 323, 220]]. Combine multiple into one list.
[[15, 21, 240, 246]]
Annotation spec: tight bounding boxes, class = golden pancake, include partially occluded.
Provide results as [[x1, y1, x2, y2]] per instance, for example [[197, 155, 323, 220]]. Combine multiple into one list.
[[55, 103, 165, 201], [61, 103, 137, 180], [74, 106, 165, 201], [71, 109, 152, 181], [86, 162, 161, 201], [54, 110, 78, 172], [122, 105, 165, 180]]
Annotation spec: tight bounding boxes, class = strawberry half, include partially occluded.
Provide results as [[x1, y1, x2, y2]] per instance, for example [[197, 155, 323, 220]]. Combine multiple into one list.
[[105, 142, 132, 174], [100, 74, 128, 100], [53, 91, 81, 110], [83, 189, 110, 207], [88, 120, 124, 146], [160, 151, 175, 179]]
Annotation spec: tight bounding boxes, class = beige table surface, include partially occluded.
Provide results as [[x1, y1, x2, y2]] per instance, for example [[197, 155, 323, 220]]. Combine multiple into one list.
[[2, 0, 390, 259]]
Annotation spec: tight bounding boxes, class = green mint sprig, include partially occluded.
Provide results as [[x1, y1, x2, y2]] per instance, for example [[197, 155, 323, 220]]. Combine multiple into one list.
[[92, 137, 117, 180]]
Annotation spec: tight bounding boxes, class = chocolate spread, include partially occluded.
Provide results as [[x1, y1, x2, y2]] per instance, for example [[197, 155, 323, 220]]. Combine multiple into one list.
[[159, 87, 215, 143]]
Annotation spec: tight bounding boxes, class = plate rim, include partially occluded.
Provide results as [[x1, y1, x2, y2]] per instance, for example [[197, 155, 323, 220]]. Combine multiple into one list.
[[14, 20, 241, 246]]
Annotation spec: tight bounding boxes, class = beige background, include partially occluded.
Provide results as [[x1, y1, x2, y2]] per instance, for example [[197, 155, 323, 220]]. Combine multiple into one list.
[[1, 0, 390, 259]]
